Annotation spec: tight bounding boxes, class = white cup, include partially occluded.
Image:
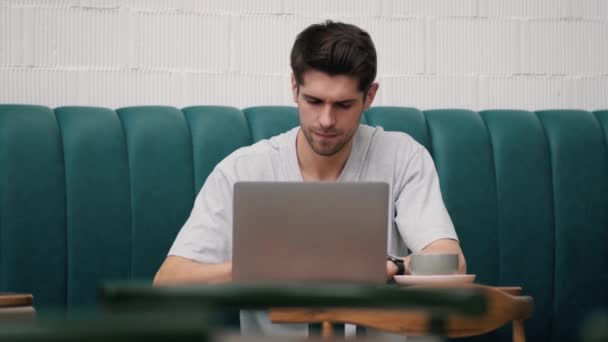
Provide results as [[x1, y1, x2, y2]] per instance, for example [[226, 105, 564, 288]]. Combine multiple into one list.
[[409, 253, 459, 275]]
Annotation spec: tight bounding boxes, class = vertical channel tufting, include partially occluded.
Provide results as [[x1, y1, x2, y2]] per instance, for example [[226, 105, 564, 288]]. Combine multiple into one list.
[[364, 107, 430, 150], [0, 105, 67, 312], [182, 106, 249, 329], [116, 106, 195, 280], [424, 109, 500, 342], [479, 110, 554, 342], [536, 110, 608, 341], [595, 111, 608, 148], [424, 110, 499, 285], [182, 106, 252, 194], [243, 106, 299, 143], [54, 107, 132, 311]]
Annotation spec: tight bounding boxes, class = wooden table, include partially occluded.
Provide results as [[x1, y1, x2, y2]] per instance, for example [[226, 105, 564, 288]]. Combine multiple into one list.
[[270, 284, 534, 342], [0, 293, 36, 323]]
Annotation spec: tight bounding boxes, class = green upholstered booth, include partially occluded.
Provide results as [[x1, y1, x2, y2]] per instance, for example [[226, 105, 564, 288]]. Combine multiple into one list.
[[1, 105, 607, 341]]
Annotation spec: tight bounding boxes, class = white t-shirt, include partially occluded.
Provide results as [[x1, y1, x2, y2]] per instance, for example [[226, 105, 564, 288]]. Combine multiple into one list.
[[168, 124, 457, 336]]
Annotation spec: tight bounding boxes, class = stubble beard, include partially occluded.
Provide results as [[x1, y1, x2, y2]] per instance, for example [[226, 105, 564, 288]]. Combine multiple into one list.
[[302, 126, 357, 157]]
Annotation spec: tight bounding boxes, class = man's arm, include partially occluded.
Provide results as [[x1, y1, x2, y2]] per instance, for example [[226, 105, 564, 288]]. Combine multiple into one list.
[[386, 238, 466, 279], [154, 256, 232, 286]]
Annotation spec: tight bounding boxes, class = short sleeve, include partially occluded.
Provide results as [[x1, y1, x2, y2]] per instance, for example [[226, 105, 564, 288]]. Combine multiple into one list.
[[394, 146, 458, 252], [168, 168, 233, 263]]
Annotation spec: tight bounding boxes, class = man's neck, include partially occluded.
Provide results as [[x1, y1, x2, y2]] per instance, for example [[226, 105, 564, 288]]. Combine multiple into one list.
[[296, 129, 353, 182]]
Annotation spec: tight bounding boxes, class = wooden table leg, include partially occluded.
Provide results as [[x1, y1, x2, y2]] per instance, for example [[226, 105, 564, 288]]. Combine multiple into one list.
[[513, 320, 525, 342], [322, 321, 334, 338]]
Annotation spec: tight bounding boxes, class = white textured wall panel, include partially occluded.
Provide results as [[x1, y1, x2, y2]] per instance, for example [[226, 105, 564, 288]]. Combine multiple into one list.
[[126, 0, 192, 12], [80, 0, 121, 8], [0, 0, 606, 110], [416, 0, 477, 18], [286, 0, 381, 18], [521, 21, 565, 75], [382, 0, 477, 18], [0, 69, 79, 105], [581, 77, 608, 110], [563, 22, 608, 75], [50, 7, 124, 67], [120, 71, 183, 106], [0, 7, 23, 66], [182, 73, 291, 108], [432, 18, 521, 75], [234, 15, 312, 74], [433, 18, 474, 74], [477, 19, 521, 74], [368, 18, 423, 76], [111, 70, 182, 108], [484, 0, 569, 18], [381, 75, 478, 109], [568, 0, 608, 19], [129, 0, 283, 15], [131, 11, 230, 71], [476, 76, 608, 110], [380, 0, 416, 18], [4, 0, 77, 8], [239, 0, 285, 14]]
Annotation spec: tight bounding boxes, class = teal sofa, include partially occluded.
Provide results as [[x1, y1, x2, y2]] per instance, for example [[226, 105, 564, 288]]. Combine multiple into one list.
[[1, 105, 607, 341]]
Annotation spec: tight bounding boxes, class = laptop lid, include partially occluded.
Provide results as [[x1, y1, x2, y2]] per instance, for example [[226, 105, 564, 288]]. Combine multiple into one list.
[[232, 182, 389, 284]]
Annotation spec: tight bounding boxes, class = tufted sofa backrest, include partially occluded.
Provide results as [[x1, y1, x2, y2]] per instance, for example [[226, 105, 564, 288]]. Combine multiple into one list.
[[1, 105, 607, 341]]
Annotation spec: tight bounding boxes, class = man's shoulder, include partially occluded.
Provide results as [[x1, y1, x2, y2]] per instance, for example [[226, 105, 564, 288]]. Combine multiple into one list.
[[363, 124, 423, 152], [229, 128, 293, 159], [213, 127, 296, 178]]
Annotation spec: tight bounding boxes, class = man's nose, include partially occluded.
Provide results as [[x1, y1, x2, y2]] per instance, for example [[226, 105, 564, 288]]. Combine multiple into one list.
[[318, 105, 336, 128]]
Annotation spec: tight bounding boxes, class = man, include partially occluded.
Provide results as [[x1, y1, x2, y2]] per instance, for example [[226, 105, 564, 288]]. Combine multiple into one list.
[[155, 21, 466, 336]]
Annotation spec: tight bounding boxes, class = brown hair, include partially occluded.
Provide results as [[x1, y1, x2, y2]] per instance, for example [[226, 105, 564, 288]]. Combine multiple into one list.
[[290, 21, 377, 93]]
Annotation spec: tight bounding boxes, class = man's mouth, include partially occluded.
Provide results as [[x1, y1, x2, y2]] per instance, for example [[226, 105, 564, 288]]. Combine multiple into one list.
[[314, 131, 339, 138]]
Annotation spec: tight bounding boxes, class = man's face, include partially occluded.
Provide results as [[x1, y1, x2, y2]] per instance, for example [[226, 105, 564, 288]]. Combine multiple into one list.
[[292, 70, 378, 157]]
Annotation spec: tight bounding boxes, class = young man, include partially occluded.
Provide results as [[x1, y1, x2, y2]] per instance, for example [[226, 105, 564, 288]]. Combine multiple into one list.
[[155, 21, 466, 335]]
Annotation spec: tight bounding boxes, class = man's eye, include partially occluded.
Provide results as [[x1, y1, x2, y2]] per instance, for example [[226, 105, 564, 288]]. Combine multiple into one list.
[[337, 103, 353, 109], [307, 99, 321, 105]]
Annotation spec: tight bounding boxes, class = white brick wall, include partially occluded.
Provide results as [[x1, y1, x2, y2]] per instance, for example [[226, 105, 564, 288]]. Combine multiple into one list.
[[0, 0, 606, 110]]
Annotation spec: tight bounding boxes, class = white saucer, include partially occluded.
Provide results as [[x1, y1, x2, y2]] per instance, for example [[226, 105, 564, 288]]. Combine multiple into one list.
[[393, 274, 476, 285]]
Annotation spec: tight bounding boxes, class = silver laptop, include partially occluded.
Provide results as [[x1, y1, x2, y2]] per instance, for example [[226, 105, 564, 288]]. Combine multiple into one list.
[[232, 182, 389, 284]]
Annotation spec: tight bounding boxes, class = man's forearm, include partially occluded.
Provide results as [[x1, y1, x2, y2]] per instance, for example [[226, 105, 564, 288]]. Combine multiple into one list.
[[154, 255, 232, 286]]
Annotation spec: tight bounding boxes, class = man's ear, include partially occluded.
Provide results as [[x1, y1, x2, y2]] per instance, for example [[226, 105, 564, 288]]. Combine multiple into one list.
[[290, 74, 299, 103], [363, 82, 379, 111]]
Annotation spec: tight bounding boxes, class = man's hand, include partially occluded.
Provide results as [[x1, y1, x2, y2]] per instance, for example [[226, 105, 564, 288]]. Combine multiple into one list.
[[386, 256, 411, 281]]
